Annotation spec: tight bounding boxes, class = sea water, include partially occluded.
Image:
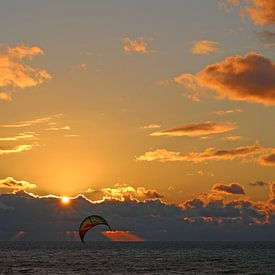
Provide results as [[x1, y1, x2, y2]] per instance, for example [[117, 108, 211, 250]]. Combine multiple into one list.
[[1, 242, 275, 274]]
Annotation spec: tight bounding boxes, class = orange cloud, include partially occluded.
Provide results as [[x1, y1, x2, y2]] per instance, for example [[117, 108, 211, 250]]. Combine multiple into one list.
[[0, 44, 51, 91], [122, 37, 152, 54], [221, 135, 243, 141], [244, 0, 275, 25], [220, 0, 275, 25], [0, 144, 34, 155], [191, 40, 220, 55], [142, 124, 161, 129], [175, 52, 275, 105], [258, 149, 275, 166], [212, 183, 245, 195], [151, 121, 236, 137], [0, 177, 36, 193], [137, 145, 263, 163], [0, 92, 11, 101], [102, 230, 143, 242]]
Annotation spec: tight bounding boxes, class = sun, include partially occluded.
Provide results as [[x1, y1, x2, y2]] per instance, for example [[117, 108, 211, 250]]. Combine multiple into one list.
[[61, 197, 70, 205]]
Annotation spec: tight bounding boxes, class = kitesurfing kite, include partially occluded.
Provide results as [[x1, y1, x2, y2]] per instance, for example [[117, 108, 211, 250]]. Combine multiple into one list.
[[79, 215, 111, 243]]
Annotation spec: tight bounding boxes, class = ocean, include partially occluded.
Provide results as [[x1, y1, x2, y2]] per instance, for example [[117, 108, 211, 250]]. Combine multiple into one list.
[[1, 242, 274, 274]]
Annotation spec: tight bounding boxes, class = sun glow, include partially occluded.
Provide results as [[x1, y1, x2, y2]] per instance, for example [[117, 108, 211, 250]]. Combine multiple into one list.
[[61, 197, 70, 204]]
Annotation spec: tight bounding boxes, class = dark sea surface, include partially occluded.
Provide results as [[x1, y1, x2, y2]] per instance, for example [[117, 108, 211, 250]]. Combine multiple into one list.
[[0, 241, 275, 274]]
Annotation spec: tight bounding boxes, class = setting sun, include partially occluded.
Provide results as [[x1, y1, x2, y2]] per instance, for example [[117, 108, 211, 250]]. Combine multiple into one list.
[[61, 197, 70, 205]]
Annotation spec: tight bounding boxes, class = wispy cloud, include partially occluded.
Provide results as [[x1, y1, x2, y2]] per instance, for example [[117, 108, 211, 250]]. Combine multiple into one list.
[[175, 52, 275, 105], [45, 126, 70, 131], [221, 135, 243, 141], [151, 121, 236, 137], [122, 37, 153, 54], [191, 40, 220, 55], [137, 145, 263, 163], [0, 117, 53, 128], [0, 133, 37, 141], [250, 180, 268, 187], [213, 109, 243, 116], [0, 144, 35, 155], [142, 124, 161, 130]]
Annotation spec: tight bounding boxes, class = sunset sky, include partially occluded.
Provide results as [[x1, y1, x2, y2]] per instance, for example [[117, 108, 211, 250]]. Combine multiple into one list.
[[0, 0, 275, 241]]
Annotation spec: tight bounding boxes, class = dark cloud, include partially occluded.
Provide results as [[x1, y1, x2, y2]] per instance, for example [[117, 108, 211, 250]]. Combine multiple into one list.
[[0, 189, 274, 241], [212, 183, 245, 195], [250, 181, 268, 187]]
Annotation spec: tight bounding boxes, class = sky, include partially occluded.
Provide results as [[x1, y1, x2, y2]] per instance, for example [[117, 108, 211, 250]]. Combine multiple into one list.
[[0, 0, 275, 241]]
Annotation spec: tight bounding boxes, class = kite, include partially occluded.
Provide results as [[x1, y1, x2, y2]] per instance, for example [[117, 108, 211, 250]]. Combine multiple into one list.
[[79, 215, 111, 243]]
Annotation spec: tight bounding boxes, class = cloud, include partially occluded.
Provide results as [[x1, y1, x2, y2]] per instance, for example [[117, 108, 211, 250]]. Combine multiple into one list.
[[191, 40, 220, 55], [220, 0, 275, 25], [0, 44, 51, 92], [142, 124, 161, 129], [258, 150, 275, 166], [0, 177, 36, 193], [213, 109, 243, 116], [0, 92, 11, 101], [244, 0, 275, 26], [212, 183, 245, 195], [151, 121, 236, 137], [221, 135, 243, 141], [86, 184, 164, 202], [175, 52, 275, 105], [250, 181, 268, 187], [122, 37, 153, 54], [0, 144, 34, 155], [45, 126, 70, 131], [0, 133, 37, 141], [0, 185, 274, 241], [137, 145, 262, 163], [0, 117, 54, 128]]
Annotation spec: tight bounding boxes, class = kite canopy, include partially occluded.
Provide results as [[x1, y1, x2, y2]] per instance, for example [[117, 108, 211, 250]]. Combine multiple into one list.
[[79, 215, 111, 243]]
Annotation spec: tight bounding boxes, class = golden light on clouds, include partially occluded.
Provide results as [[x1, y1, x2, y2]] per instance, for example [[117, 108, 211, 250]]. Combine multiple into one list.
[[175, 52, 275, 105], [102, 230, 144, 242], [137, 145, 263, 163]]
